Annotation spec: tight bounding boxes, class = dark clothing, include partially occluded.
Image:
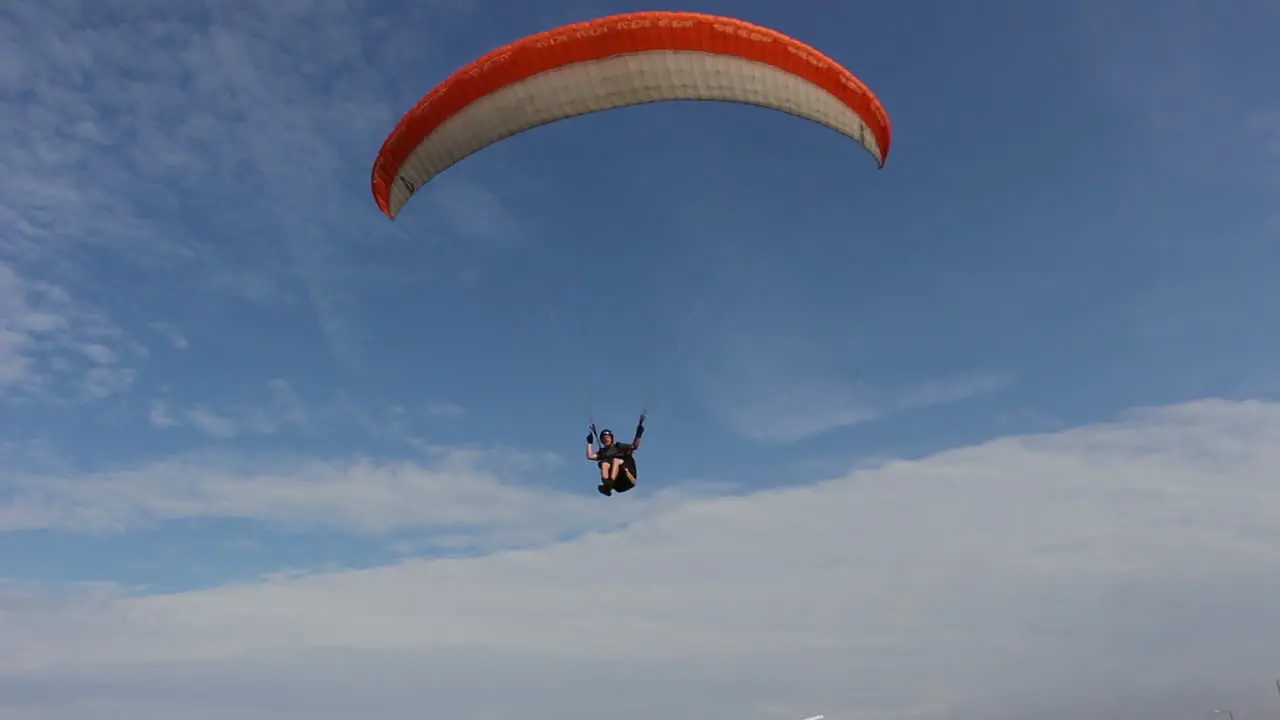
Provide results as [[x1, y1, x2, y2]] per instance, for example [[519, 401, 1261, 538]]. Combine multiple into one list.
[[595, 442, 633, 463]]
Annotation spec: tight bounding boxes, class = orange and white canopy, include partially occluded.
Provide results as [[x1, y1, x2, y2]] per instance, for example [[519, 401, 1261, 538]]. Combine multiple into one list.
[[371, 11, 893, 219]]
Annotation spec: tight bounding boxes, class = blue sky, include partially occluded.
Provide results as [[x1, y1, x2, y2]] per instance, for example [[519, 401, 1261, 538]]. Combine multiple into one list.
[[2, 0, 1279, 718]]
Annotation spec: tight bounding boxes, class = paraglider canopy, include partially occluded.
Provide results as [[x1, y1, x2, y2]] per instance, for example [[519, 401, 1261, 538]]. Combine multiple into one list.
[[371, 10, 892, 219]]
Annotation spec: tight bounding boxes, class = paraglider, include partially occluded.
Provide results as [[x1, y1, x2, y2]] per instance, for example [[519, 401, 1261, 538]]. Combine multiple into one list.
[[370, 10, 892, 219], [586, 415, 645, 496], [370, 11, 892, 495]]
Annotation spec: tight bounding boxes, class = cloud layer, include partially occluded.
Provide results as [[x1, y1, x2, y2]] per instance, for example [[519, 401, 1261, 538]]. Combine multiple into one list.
[[3, 398, 1279, 718]]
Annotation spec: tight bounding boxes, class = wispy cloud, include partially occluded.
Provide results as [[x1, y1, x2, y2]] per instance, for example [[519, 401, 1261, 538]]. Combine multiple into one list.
[[1, 6, 222, 275], [142, 386, 466, 453], [685, 228, 1015, 444], [1077, 3, 1278, 186], [148, 379, 310, 438], [146, 399, 177, 428], [147, 322, 189, 350], [180, 407, 241, 439], [0, 444, 701, 546], [892, 371, 1015, 411], [0, 1, 508, 370], [420, 178, 529, 247], [192, 2, 520, 363], [425, 400, 465, 417], [706, 365, 1014, 444], [0, 263, 140, 403], [2, 398, 1278, 719], [712, 376, 878, 444]]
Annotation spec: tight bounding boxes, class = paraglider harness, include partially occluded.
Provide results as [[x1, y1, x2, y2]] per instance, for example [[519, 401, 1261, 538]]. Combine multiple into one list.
[[589, 414, 645, 494]]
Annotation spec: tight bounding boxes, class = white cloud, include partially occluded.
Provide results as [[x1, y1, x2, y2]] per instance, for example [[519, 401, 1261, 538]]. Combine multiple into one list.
[[0, 443, 701, 542], [420, 178, 529, 247], [77, 343, 116, 365], [148, 379, 311, 438], [2, 398, 1279, 718], [706, 365, 1013, 444], [147, 399, 178, 428], [148, 321, 189, 350], [714, 375, 880, 444], [685, 238, 1014, 444], [891, 371, 1014, 410], [0, 263, 139, 403], [182, 408, 240, 438], [0, 1, 514, 367]]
